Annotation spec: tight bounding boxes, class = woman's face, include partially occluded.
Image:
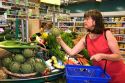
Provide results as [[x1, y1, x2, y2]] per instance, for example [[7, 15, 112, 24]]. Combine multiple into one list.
[[83, 16, 95, 30]]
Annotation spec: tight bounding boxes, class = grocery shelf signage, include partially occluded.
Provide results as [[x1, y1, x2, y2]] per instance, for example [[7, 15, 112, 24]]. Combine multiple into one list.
[[40, 0, 60, 5]]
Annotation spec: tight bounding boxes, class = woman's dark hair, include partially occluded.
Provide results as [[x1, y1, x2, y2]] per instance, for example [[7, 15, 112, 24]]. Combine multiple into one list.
[[84, 9, 105, 34]]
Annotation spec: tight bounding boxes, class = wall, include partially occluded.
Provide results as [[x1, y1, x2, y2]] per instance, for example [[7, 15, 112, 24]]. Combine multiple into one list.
[[61, 0, 125, 13]]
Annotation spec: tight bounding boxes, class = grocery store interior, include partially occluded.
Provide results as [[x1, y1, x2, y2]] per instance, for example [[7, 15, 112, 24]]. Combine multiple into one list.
[[0, 0, 125, 83]]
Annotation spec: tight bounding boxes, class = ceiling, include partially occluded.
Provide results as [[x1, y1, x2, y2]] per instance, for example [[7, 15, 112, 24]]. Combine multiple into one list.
[[61, 0, 107, 5], [61, 0, 89, 4]]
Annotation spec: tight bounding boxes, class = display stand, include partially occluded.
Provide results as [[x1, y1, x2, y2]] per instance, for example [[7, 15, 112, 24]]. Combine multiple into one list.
[[0, 71, 64, 83]]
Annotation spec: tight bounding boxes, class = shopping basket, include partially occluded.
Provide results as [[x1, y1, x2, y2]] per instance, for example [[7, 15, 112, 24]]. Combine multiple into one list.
[[65, 65, 111, 83]]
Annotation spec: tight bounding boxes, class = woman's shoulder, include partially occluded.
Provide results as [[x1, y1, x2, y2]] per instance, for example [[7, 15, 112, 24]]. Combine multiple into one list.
[[105, 30, 113, 36], [104, 30, 116, 42]]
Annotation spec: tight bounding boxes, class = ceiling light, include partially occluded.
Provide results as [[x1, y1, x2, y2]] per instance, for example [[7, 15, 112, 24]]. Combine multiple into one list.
[[96, 0, 102, 2]]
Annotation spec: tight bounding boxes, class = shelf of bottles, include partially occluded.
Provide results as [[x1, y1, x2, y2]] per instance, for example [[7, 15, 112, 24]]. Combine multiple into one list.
[[57, 16, 84, 32], [104, 16, 125, 50], [0, 0, 40, 19]]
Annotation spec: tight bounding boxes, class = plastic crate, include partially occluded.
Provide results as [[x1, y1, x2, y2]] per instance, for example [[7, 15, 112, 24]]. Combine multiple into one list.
[[65, 65, 111, 83]]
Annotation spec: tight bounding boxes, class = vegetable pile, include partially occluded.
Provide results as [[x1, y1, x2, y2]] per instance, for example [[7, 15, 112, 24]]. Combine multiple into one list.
[[2, 48, 47, 74]]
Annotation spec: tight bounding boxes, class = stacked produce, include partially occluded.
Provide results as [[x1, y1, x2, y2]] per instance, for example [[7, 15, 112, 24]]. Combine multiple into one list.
[[2, 48, 47, 75], [0, 26, 92, 80], [0, 40, 52, 79]]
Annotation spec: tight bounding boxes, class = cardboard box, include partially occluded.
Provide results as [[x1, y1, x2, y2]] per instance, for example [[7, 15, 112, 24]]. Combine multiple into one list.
[[28, 19, 40, 37]]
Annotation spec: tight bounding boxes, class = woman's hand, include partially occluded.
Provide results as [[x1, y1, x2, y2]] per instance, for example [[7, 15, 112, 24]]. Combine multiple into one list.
[[90, 53, 106, 61], [56, 35, 62, 44]]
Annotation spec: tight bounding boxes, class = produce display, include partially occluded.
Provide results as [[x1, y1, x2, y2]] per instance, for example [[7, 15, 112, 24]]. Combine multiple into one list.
[[0, 27, 92, 81], [0, 40, 62, 80], [2, 49, 46, 74]]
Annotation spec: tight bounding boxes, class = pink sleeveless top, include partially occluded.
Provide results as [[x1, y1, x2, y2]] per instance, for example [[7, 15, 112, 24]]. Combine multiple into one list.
[[86, 32, 125, 83]]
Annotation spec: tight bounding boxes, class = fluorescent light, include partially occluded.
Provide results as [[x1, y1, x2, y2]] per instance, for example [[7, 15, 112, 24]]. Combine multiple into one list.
[[96, 0, 102, 2]]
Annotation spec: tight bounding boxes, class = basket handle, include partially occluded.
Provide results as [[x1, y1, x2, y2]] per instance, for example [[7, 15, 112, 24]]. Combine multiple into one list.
[[104, 59, 107, 73]]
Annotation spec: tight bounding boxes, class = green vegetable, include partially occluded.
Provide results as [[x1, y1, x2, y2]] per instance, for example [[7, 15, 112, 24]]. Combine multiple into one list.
[[13, 54, 25, 63], [2, 57, 12, 68], [20, 63, 34, 74], [27, 57, 36, 66], [51, 27, 61, 37], [23, 49, 34, 58], [34, 62, 46, 72], [9, 62, 20, 73], [61, 32, 74, 48], [0, 40, 39, 49], [80, 49, 90, 60]]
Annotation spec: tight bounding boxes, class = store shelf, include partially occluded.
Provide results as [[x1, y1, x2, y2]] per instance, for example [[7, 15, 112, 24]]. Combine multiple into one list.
[[118, 41, 125, 43], [120, 48, 125, 50], [105, 21, 125, 23], [104, 15, 125, 50], [114, 34, 125, 36], [0, 24, 8, 27], [57, 20, 83, 32], [106, 27, 125, 29], [66, 13, 125, 50]]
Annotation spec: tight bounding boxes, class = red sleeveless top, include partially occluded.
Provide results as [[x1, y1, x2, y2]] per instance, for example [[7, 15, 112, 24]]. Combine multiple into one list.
[[86, 32, 125, 83]]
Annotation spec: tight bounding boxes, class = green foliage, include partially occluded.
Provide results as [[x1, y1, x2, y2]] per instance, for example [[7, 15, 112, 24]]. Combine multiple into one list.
[[61, 32, 74, 48], [79, 49, 90, 60], [79, 49, 93, 65], [46, 34, 58, 49], [51, 48, 66, 62], [46, 34, 66, 62], [46, 32, 77, 62]]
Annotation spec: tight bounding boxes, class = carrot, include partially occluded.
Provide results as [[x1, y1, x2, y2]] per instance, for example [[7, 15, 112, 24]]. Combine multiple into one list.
[[77, 58, 83, 65], [64, 59, 77, 65], [77, 58, 90, 65], [81, 58, 88, 64]]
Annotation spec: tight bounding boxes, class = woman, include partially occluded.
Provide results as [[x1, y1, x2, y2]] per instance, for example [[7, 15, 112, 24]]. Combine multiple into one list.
[[57, 9, 125, 83]]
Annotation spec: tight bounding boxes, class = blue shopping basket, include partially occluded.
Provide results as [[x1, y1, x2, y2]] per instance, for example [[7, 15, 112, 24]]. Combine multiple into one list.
[[65, 65, 111, 83]]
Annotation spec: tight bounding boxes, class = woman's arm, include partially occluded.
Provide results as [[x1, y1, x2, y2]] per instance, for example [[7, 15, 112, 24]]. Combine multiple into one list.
[[90, 30, 122, 61], [57, 35, 85, 56], [105, 30, 122, 60]]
